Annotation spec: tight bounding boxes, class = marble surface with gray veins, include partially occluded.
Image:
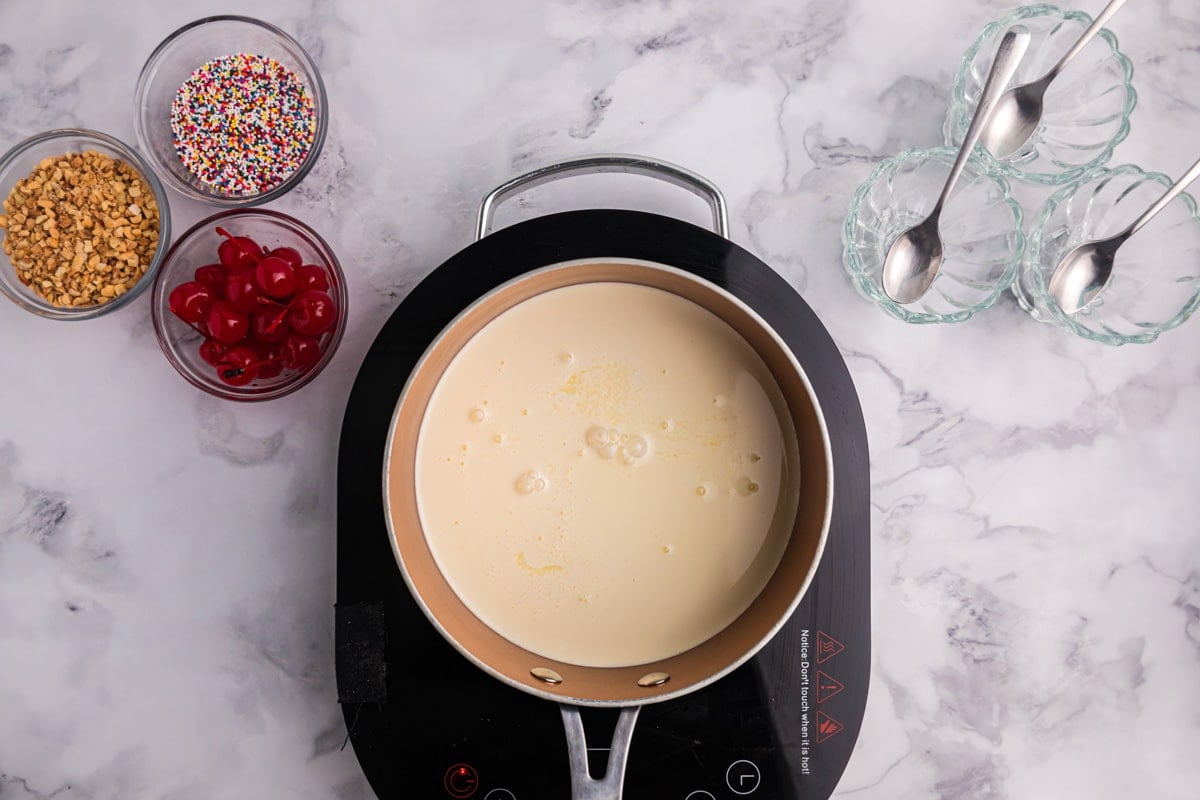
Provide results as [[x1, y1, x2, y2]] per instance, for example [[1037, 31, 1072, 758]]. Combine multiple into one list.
[[1, 1, 1198, 798]]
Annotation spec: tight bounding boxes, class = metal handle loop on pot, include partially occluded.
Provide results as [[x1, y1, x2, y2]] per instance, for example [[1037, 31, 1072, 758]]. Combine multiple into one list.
[[561, 705, 641, 800], [475, 153, 730, 241]]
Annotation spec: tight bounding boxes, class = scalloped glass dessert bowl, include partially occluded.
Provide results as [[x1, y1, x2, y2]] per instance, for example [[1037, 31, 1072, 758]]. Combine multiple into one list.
[[1014, 164, 1200, 345], [134, 15, 328, 207], [945, 4, 1135, 186], [842, 147, 1024, 324], [0, 128, 171, 320]]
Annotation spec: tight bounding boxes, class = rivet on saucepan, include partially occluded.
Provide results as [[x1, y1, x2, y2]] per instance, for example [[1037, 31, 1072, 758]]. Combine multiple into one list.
[[637, 671, 671, 688], [531, 667, 564, 685]]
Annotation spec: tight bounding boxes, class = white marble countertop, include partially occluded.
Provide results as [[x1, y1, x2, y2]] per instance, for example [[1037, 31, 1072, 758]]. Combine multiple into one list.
[[2, 1, 1198, 797]]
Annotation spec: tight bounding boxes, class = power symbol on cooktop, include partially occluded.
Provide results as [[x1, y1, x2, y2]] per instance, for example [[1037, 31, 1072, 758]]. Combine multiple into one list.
[[444, 763, 479, 798], [725, 759, 761, 795]]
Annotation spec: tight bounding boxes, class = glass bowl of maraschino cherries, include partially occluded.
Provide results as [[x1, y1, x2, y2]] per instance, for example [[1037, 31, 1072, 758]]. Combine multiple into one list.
[[151, 209, 347, 400]]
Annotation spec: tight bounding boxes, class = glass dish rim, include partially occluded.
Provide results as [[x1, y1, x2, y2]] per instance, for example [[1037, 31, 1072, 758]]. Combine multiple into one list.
[[943, 2, 1137, 187], [842, 145, 1026, 325], [132, 14, 330, 208]]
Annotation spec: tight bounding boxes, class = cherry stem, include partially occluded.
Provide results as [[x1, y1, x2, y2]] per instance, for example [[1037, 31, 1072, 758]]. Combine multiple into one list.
[[215, 227, 262, 265], [221, 354, 281, 380], [184, 320, 213, 340], [265, 293, 303, 334]]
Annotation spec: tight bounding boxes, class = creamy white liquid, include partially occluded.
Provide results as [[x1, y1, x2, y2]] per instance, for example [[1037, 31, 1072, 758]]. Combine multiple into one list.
[[415, 281, 799, 667]]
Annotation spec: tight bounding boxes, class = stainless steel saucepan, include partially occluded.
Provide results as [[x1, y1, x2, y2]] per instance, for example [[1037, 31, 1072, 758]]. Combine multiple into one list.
[[383, 154, 834, 800]]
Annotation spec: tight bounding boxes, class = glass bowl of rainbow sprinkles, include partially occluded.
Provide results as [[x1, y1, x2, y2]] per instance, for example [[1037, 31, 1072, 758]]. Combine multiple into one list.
[[134, 16, 328, 206]]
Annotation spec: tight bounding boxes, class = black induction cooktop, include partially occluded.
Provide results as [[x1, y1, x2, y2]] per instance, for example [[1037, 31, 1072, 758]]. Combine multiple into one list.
[[335, 209, 870, 800]]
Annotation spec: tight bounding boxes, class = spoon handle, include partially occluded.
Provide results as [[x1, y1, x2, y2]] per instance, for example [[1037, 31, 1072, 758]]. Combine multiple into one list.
[[935, 27, 1030, 213], [1046, 0, 1129, 82], [1125, 156, 1200, 239]]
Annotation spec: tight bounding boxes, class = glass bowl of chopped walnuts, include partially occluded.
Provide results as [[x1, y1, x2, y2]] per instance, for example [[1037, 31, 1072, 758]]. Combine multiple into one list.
[[0, 128, 171, 320]]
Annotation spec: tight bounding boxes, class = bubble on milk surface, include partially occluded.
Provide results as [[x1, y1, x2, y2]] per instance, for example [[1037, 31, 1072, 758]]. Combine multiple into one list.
[[624, 435, 647, 458], [737, 476, 761, 496], [586, 426, 609, 448], [585, 425, 650, 465], [515, 470, 549, 494]]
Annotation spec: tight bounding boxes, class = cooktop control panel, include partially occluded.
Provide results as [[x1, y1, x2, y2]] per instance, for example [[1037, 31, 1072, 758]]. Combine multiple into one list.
[[376, 619, 865, 800]]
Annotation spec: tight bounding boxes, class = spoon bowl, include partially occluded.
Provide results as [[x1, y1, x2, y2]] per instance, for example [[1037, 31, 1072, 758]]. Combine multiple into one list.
[[978, 76, 1046, 160], [881, 216, 944, 304], [1046, 238, 1118, 315]]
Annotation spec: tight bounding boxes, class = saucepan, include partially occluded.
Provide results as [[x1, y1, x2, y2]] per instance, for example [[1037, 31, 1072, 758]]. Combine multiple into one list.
[[382, 154, 834, 799]]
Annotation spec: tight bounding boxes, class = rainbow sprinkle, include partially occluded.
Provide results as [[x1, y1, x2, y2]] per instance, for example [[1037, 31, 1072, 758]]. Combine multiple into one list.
[[171, 53, 316, 196]]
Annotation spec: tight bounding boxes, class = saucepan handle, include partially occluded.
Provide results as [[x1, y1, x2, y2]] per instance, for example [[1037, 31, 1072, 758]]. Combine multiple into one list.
[[475, 153, 730, 241], [560, 704, 641, 800]]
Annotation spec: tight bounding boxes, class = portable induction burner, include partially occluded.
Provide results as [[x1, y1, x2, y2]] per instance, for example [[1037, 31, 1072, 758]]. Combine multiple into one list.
[[335, 208, 870, 800]]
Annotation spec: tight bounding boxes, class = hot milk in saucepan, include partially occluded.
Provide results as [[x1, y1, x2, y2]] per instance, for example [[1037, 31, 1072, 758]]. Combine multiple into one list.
[[415, 281, 800, 667]]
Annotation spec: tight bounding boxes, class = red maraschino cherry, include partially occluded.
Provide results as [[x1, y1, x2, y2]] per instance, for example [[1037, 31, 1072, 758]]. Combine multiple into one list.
[[225, 268, 266, 314], [255, 256, 297, 298], [267, 247, 302, 269], [288, 290, 336, 335], [206, 300, 249, 344], [251, 310, 290, 343], [168, 281, 214, 324], [294, 264, 329, 292], [199, 338, 227, 366], [216, 227, 263, 270], [280, 333, 322, 371], [253, 341, 285, 379], [215, 345, 260, 386], [194, 264, 226, 296]]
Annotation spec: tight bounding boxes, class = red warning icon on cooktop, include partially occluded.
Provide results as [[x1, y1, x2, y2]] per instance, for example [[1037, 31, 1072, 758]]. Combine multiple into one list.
[[816, 631, 844, 664], [815, 671, 844, 704], [816, 711, 844, 743]]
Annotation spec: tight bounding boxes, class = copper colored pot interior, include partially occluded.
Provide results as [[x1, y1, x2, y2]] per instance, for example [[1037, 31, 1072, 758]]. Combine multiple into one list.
[[384, 259, 831, 705]]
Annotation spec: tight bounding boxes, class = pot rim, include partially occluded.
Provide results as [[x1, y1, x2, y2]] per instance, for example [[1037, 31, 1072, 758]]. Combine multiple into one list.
[[382, 255, 834, 707]]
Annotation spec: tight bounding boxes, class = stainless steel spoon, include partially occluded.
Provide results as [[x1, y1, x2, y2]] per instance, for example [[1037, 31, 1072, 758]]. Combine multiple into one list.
[[882, 27, 1029, 305], [980, 0, 1129, 159], [1047, 156, 1200, 315]]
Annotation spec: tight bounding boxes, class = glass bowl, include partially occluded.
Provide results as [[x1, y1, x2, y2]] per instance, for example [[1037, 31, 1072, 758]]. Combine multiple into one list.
[[1013, 164, 1200, 345], [0, 128, 171, 320], [151, 209, 347, 400], [945, 4, 1135, 186], [134, 15, 328, 206], [842, 147, 1025, 324]]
